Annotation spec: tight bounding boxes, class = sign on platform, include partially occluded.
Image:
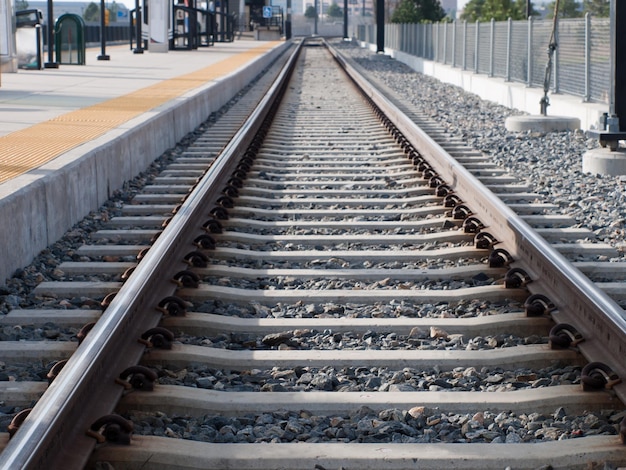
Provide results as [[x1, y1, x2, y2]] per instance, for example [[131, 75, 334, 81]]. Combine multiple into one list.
[[262, 6, 272, 18]]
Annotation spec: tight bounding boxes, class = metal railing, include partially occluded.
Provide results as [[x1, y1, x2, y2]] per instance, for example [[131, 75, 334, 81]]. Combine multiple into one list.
[[42, 24, 131, 46], [355, 14, 610, 104]]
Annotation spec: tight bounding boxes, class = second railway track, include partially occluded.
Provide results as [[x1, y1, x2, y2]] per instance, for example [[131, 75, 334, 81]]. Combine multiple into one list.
[[1, 38, 625, 469]]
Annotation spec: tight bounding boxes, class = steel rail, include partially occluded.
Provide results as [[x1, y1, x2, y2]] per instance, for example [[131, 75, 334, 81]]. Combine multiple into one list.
[[326, 40, 626, 404], [0, 39, 303, 470]]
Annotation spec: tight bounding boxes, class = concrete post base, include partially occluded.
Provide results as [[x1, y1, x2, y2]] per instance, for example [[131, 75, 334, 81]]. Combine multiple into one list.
[[583, 147, 626, 175], [504, 115, 580, 133]]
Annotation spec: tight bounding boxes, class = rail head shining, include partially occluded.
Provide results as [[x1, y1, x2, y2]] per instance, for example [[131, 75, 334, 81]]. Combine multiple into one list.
[[326, 39, 626, 403], [0, 40, 303, 470]]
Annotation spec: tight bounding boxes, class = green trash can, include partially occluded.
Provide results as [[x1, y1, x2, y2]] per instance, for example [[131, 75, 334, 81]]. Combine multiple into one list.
[[55, 13, 86, 65]]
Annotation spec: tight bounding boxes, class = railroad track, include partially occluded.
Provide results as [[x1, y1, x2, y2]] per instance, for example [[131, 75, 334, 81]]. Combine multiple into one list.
[[0, 38, 625, 469]]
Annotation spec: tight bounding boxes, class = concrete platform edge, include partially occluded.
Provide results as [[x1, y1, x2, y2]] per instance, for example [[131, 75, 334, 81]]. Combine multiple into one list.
[[0, 41, 290, 286]]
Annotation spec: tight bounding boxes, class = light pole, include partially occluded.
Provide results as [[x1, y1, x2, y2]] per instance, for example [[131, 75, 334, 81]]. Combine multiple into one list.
[[44, 0, 58, 67], [286, 0, 291, 39], [133, 0, 143, 53], [343, 0, 347, 39], [98, 0, 110, 60], [376, 0, 383, 52]]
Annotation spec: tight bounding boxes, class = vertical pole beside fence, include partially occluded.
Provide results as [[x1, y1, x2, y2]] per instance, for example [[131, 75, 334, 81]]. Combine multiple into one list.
[[462, 20, 467, 71], [474, 20, 479, 73], [376, 0, 384, 52], [393, 24, 397, 50], [506, 17, 511, 81], [612, 0, 626, 132], [406, 24, 415, 55], [405, 24, 408, 54], [489, 18, 495, 77], [287, 0, 292, 39], [342, 0, 346, 39], [587, 0, 626, 147], [404, 24, 408, 52], [527, 16, 533, 86], [441, 23, 448, 64], [452, 21, 456, 68], [395, 24, 398, 50], [584, 13, 591, 102], [434, 22, 439, 62], [553, 17, 560, 93]]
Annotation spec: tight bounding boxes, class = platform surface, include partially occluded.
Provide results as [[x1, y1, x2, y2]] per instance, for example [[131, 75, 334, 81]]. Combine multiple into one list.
[[0, 40, 282, 184], [1, 41, 275, 137]]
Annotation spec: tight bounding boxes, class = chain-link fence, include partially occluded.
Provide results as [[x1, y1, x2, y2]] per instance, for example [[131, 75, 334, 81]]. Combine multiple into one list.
[[355, 14, 610, 105]]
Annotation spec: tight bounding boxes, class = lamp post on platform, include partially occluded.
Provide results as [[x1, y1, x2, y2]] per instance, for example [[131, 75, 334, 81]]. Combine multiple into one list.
[[343, 0, 348, 39], [376, 0, 383, 52], [44, 0, 58, 67], [285, 0, 291, 39], [133, 0, 144, 53], [98, 0, 110, 60]]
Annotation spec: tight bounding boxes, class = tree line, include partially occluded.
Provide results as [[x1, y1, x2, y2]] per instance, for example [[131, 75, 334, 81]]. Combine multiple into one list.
[[391, 0, 609, 24]]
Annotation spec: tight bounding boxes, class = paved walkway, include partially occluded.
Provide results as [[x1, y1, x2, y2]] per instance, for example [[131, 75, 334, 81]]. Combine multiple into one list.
[[1, 40, 276, 136], [0, 40, 281, 184]]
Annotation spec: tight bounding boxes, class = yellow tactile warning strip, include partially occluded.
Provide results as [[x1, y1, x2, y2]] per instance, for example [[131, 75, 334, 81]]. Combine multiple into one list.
[[0, 42, 280, 185]]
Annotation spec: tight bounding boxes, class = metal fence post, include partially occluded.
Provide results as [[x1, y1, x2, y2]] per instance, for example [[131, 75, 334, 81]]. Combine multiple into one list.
[[527, 16, 533, 87], [403, 23, 407, 53], [413, 23, 418, 56], [506, 17, 512, 81], [393, 24, 397, 50], [489, 18, 495, 77], [405, 23, 409, 54], [474, 20, 479, 73], [462, 20, 467, 71], [395, 24, 399, 51], [434, 22, 439, 62], [406, 23, 409, 53], [452, 21, 457, 67], [443, 22, 447, 64], [584, 13, 590, 102]]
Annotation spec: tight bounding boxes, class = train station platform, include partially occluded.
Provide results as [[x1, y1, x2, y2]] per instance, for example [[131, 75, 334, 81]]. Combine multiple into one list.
[[0, 39, 289, 286]]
